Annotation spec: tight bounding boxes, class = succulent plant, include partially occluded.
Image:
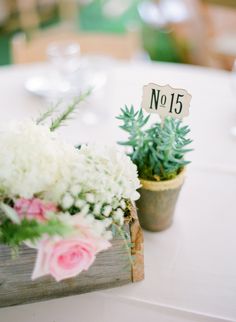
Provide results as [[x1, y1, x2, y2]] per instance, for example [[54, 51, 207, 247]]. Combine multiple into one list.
[[117, 106, 193, 181]]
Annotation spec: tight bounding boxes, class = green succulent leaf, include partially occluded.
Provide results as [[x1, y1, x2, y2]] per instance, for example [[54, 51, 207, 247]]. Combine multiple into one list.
[[117, 106, 193, 181]]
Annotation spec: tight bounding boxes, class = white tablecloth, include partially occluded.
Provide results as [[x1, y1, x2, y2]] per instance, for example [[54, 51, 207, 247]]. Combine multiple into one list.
[[0, 61, 236, 322]]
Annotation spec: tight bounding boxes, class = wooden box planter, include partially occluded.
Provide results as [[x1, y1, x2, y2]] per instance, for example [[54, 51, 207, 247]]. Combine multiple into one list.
[[0, 207, 144, 308]]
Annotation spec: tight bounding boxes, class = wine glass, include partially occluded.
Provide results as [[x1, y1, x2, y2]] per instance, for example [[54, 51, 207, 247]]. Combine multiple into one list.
[[47, 42, 81, 97]]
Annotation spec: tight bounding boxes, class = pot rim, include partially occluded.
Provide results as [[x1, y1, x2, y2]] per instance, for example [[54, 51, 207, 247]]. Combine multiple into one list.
[[139, 167, 186, 192]]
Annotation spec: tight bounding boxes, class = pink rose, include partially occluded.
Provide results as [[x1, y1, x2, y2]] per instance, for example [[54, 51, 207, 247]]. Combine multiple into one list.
[[14, 198, 57, 222], [32, 236, 111, 281]]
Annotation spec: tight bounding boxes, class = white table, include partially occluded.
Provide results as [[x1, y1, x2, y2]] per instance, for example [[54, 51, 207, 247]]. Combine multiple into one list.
[[0, 61, 236, 322]]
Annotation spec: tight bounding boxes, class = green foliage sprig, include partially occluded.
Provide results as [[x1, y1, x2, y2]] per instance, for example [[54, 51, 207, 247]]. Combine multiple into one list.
[[36, 101, 61, 126], [117, 106, 193, 181], [36, 88, 92, 131], [0, 217, 72, 248]]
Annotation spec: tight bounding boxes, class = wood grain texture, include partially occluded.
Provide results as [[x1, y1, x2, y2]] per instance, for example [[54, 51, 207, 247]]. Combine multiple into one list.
[[130, 205, 144, 282], [0, 209, 144, 308]]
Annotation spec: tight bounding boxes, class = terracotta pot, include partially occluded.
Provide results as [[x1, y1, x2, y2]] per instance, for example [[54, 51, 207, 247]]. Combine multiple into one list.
[[136, 169, 185, 232]]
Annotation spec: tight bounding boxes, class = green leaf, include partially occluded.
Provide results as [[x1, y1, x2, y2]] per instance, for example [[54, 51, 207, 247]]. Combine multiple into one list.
[[0, 218, 72, 248], [0, 203, 20, 224]]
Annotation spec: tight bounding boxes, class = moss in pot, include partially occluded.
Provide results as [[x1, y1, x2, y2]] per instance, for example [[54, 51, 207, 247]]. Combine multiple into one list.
[[117, 106, 193, 232]]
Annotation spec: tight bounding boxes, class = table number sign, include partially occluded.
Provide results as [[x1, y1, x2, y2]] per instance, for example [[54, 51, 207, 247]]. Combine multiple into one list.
[[141, 83, 192, 121]]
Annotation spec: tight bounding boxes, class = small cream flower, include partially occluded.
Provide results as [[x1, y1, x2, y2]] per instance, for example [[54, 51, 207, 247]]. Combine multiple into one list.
[[113, 208, 124, 226], [86, 193, 95, 203], [104, 218, 112, 228], [61, 194, 74, 210], [70, 185, 81, 197], [81, 204, 90, 215], [103, 205, 112, 217], [93, 203, 102, 215], [75, 199, 86, 209]]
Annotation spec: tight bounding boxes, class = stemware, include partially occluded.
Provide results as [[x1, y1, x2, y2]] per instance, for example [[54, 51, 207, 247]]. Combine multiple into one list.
[[25, 42, 81, 99], [46, 42, 81, 97]]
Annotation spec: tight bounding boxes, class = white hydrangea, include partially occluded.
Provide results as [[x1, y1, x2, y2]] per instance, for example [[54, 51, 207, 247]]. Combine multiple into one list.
[[58, 212, 111, 240], [53, 144, 140, 229], [45, 144, 140, 207], [0, 120, 140, 233], [0, 120, 78, 198], [69, 144, 140, 203]]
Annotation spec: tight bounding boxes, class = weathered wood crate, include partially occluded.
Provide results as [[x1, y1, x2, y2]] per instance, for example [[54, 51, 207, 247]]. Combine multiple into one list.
[[0, 207, 144, 308]]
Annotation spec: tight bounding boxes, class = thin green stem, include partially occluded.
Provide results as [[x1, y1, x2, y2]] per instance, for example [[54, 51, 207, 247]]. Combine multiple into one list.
[[36, 100, 61, 125], [50, 88, 92, 131], [113, 223, 133, 264]]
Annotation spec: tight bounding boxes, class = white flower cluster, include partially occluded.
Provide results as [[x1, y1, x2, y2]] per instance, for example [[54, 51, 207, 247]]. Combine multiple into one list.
[[0, 120, 140, 238], [0, 120, 78, 198], [56, 145, 140, 234]]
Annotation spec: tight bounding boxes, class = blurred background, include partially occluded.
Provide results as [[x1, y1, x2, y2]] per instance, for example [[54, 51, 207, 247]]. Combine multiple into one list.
[[0, 0, 235, 70]]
